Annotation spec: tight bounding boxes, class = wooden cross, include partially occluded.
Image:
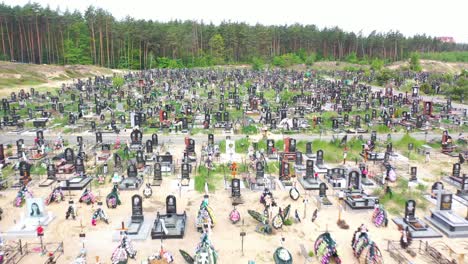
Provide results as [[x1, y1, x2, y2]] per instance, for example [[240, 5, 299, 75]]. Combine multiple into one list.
[[116, 221, 128, 235]]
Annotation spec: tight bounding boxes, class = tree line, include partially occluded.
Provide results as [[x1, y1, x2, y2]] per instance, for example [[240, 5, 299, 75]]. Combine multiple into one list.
[[0, 3, 467, 69]]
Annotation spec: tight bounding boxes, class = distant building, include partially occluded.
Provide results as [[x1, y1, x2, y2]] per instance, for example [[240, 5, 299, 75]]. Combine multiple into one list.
[[437, 37, 455, 43]]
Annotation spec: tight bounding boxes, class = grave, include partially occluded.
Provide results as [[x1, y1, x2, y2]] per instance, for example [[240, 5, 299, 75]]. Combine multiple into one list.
[[151, 195, 187, 239], [113, 194, 153, 241], [39, 164, 57, 187], [425, 185, 468, 237], [118, 164, 143, 190], [156, 153, 174, 173], [392, 200, 442, 238], [344, 171, 379, 210], [325, 167, 347, 189], [316, 182, 332, 206], [443, 163, 466, 188], [4, 198, 55, 238], [249, 161, 276, 191], [298, 160, 322, 190]]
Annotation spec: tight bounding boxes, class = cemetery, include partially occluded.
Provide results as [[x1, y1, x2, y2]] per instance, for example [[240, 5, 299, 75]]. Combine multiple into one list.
[[0, 38, 466, 264]]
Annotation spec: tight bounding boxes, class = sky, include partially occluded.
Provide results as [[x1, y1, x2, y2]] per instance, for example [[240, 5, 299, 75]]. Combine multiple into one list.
[[3, 0, 468, 43]]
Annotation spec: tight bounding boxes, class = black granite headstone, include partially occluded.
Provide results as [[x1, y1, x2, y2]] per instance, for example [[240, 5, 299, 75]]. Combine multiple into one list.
[[318, 183, 327, 197], [316, 150, 324, 166], [404, 200, 416, 220], [166, 195, 177, 214], [231, 178, 241, 198], [131, 194, 144, 222]]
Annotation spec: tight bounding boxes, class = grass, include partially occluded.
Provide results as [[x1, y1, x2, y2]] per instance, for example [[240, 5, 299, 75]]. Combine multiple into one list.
[[194, 165, 225, 193], [373, 178, 429, 216]]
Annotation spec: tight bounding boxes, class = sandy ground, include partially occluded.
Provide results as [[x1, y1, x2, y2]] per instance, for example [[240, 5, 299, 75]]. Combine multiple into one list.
[[1, 142, 467, 264]]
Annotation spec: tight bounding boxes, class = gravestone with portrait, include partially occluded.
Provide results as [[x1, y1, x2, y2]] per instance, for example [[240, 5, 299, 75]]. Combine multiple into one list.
[[4, 197, 56, 238], [425, 184, 468, 237], [151, 195, 187, 239], [391, 199, 442, 238], [119, 163, 143, 190], [455, 175, 468, 202]]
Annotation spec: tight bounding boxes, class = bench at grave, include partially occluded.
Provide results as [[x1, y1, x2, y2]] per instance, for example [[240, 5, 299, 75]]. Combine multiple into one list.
[[151, 195, 187, 239]]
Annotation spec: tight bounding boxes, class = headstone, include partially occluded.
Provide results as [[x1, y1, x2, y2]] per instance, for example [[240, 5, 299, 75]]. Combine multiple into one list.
[[410, 167, 417, 181], [166, 195, 177, 214], [256, 162, 264, 179], [146, 140, 153, 153], [47, 164, 57, 180], [151, 134, 158, 146], [65, 148, 74, 164], [452, 163, 461, 178], [318, 183, 327, 197], [306, 160, 314, 178], [96, 132, 103, 144], [404, 200, 416, 221], [231, 178, 241, 198], [347, 171, 361, 190], [127, 164, 138, 178], [153, 163, 162, 182], [316, 150, 324, 166], [131, 194, 144, 222], [75, 157, 85, 174]]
